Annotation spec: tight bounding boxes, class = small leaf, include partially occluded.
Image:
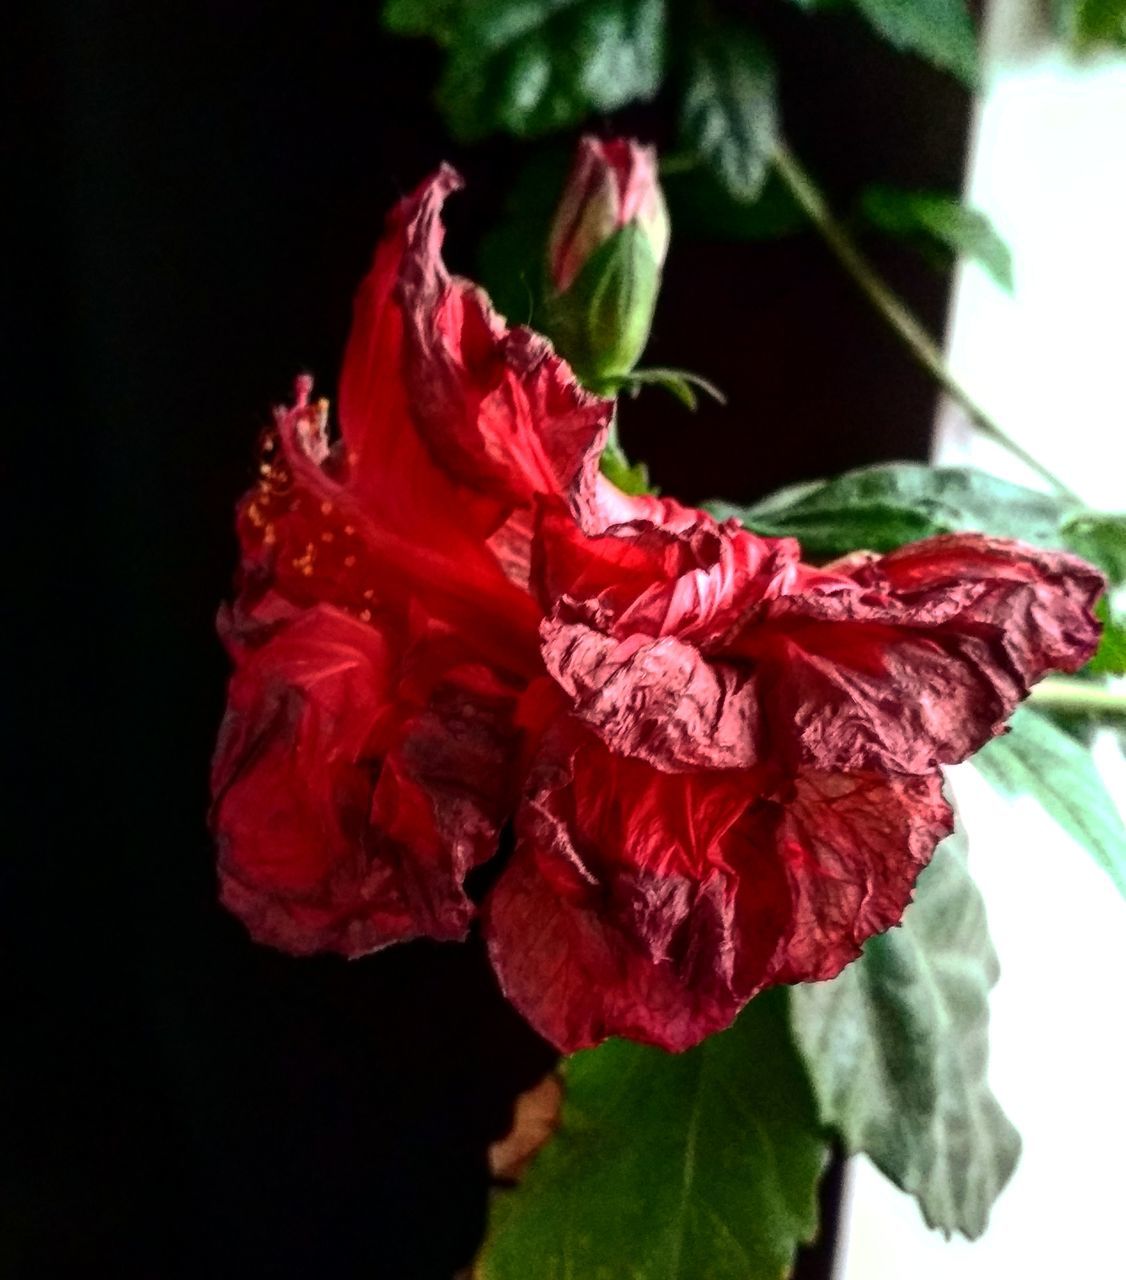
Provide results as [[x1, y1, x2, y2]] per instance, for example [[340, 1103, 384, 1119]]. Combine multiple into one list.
[[860, 185, 1014, 292], [600, 439, 652, 495], [708, 462, 1077, 561], [1088, 599, 1126, 676], [849, 0, 979, 84], [432, 0, 666, 141], [681, 25, 779, 202], [1061, 512, 1126, 585], [1061, 514, 1126, 674], [477, 988, 829, 1280], [621, 366, 728, 409], [973, 706, 1126, 896], [790, 831, 1020, 1239]]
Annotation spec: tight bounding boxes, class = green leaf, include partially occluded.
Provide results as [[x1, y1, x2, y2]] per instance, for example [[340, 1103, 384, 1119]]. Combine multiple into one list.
[[681, 25, 779, 203], [790, 832, 1020, 1239], [382, 0, 464, 42], [859, 185, 1014, 292], [1088, 598, 1126, 676], [477, 149, 571, 328], [1061, 512, 1126, 585], [664, 166, 807, 241], [431, 0, 666, 140], [478, 988, 829, 1280], [708, 462, 1076, 561], [600, 439, 652, 495], [614, 366, 728, 410], [973, 706, 1126, 896], [1055, 0, 1126, 50], [848, 0, 979, 84], [1062, 514, 1126, 675]]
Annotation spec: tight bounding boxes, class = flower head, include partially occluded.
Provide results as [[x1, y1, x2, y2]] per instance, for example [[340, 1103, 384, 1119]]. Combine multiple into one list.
[[213, 162, 1103, 1052]]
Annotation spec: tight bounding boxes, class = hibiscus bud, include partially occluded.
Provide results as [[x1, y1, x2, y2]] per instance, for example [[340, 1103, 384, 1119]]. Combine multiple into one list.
[[545, 136, 669, 388]]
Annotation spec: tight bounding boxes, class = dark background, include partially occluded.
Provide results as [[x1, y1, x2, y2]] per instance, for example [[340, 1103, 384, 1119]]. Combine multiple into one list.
[[11, 2, 969, 1275]]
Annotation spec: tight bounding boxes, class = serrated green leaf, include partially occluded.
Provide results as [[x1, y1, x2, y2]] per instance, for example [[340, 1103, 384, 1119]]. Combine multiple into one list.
[[860, 185, 1014, 292], [708, 462, 1077, 561], [849, 0, 979, 84], [681, 25, 779, 203], [973, 706, 1126, 896], [478, 988, 829, 1280], [790, 832, 1020, 1239], [432, 0, 666, 141]]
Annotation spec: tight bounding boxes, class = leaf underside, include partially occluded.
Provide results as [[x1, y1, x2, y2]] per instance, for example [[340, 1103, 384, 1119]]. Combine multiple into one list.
[[790, 832, 1021, 1239]]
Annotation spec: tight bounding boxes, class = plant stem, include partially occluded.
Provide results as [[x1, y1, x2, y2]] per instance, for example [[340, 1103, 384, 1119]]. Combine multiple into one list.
[[771, 142, 1081, 503], [1028, 677, 1126, 718]]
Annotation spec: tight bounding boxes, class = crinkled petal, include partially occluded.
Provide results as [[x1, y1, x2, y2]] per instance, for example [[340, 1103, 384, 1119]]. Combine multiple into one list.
[[485, 725, 954, 1052], [541, 609, 762, 771], [485, 724, 790, 1052], [534, 502, 798, 770], [762, 770, 953, 985], [211, 606, 519, 956], [395, 166, 613, 532], [737, 534, 1104, 774]]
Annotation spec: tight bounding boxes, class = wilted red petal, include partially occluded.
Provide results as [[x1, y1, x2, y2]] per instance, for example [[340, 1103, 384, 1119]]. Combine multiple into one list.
[[485, 724, 773, 1051], [395, 165, 612, 537], [212, 606, 519, 956], [536, 493, 1102, 778], [761, 769, 953, 985], [735, 534, 1104, 774], [485, 723, 954, 1052], [534, 501, 798, 770]]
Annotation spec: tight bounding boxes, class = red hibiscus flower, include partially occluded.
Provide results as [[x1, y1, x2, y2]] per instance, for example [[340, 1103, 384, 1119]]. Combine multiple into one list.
[[485, 500, 1102, 1049], [212, 163, 1103, 1052]]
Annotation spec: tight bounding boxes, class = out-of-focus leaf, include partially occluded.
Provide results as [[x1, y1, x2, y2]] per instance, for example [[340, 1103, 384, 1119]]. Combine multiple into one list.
[[790, 831, 1020, 1239], [1055, 0, 1126, 49], [973, 706, 1126, 896], [477, 988, 828, 1279], [708, 462, 1075, 561], [848, 0, 979, 83], [477, 149, 571, 327], [383, 0, 464, 42], [1087, 599, 1126, 676], [421, 0, 667, 140], [664, 166, 807, 240], [681, 25, 779, 203], [1061, 512, 1126, 584], [1063, 514, 1126, 674], [600, 439, 652, 495], [860, 186, 1014, 292]]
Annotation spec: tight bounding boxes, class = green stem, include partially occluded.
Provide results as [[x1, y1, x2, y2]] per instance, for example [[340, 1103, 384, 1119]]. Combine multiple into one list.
[[771, 142, 1081, 503], [1028, 677, 1126, 718]]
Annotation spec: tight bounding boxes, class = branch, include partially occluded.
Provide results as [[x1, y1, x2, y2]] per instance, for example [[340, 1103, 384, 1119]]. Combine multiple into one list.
[[771, 142, 1081, 503]]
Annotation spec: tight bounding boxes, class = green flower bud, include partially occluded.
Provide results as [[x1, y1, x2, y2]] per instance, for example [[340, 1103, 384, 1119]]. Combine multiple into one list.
[[545, 137, 669, 389]]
